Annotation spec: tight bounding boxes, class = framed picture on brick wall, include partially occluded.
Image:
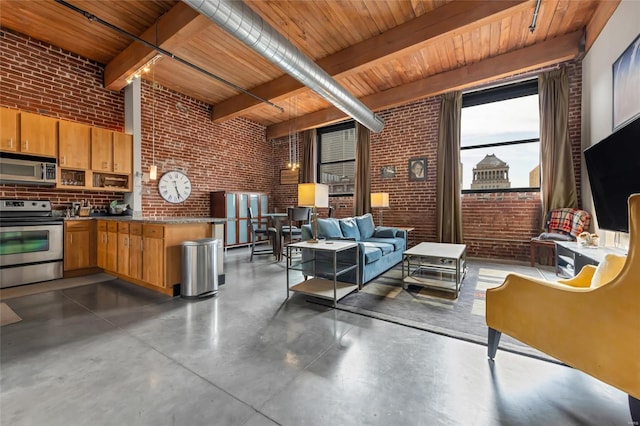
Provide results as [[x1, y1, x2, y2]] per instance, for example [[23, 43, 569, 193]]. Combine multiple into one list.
[[612, 34, 640, 131], [380, 165, 396, 179], [408, 157, 427, 181], [280, 169, 298, 185]]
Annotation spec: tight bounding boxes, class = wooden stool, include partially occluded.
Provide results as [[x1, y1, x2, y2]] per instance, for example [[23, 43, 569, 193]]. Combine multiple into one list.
[[530, 238, 556, 267]]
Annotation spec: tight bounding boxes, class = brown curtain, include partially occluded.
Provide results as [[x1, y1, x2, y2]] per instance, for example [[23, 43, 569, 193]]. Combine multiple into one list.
[[354, 122, 371, 216], [539, 67, 577, 223], [301, 129, 316, 183], [436, 91, 464, 243]]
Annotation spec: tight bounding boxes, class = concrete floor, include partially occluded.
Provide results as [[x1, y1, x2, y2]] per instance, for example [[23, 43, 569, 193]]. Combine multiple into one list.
[[0, 249, 631, 425]]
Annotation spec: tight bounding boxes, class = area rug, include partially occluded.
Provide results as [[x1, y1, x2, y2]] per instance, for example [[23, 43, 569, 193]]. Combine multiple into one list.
[[0, 302, 22, 326], [0, 273, 115, 301], [336, 260, 561, 363]]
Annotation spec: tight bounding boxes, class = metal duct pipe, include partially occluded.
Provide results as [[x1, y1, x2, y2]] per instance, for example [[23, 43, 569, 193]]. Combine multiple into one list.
[[183, 0, 385, 133]]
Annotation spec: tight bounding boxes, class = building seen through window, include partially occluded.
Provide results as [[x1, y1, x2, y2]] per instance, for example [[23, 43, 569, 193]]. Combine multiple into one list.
[[461, 80, 540, 191]]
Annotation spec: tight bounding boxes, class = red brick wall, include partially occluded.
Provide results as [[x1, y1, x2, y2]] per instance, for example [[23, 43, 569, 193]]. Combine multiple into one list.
[[276, 61, 583, 262], [138, 80, 270, 217], [1, 29, 270, 217]]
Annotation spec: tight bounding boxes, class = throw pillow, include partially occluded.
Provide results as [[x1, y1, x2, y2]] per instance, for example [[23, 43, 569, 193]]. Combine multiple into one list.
[[373, 226, 398, 238], [317, 218, 343, 239], [591, 253, 626, 288], [355, 213, 375, 239], [339, 218, 361, 241]]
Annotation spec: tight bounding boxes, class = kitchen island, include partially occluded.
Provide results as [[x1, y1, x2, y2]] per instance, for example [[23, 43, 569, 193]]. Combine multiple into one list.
[[64, 217, 226, 296]]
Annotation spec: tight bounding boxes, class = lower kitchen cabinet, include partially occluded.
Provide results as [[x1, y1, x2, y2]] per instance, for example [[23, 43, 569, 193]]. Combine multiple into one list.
[[97, 221, 212, 295], [64, 220, 96, 272]]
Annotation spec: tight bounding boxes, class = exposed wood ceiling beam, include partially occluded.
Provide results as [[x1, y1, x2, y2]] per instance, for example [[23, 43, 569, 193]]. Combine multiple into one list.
[[584, 0, 620, 53], [104, 2, 210, 91], [266, 30, 584, 140], [212, 0, 530, 123]]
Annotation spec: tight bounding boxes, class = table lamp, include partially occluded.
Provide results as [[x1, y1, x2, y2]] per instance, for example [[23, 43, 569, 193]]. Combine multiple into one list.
[[298, 183, 329, 243], [370, 192, 389, 226]]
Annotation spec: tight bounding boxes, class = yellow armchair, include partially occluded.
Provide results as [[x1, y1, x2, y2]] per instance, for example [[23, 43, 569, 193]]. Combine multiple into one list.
[[486, 194, 640, 418]]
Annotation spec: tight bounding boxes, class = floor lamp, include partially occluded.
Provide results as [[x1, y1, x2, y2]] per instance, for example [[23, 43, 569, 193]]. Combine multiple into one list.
[[298, 183, 329, 243], [370, 193, 389, 226]]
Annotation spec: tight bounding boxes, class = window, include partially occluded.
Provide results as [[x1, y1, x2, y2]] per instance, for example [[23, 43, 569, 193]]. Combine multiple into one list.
[[461, 80, 540, 192], [317, 122, 356, 196]]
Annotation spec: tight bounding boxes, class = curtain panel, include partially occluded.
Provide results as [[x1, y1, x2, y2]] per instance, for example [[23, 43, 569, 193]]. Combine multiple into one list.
[[539, 67, 577, 224], [436, 91, 464, 244], [354, 122, 371, 216], [301, 129, 316, 183]]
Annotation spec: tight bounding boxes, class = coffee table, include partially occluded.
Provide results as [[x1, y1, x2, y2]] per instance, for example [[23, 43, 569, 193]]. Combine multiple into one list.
[[402, 242, 467, 298]]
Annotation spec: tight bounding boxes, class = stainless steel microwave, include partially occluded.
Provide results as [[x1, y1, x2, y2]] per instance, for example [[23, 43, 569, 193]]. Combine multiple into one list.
[[0, 154, 57, 185]]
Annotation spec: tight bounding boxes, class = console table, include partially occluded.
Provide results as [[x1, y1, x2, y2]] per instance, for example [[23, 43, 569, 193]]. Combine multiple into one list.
[[555, 241, 627, 278]]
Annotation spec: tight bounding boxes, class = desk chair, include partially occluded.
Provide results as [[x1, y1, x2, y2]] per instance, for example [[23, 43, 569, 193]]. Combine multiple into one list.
[[280, 206, 311, 264], [530, 208, 590, 267], [248, 207, 277, 262]]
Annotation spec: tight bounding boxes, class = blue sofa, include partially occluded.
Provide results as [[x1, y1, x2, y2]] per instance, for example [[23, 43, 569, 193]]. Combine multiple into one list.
[[300, 213, 406, 284]]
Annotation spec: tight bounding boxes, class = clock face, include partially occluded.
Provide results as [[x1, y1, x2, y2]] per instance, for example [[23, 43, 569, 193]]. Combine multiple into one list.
[[158, 171, 192, 204]]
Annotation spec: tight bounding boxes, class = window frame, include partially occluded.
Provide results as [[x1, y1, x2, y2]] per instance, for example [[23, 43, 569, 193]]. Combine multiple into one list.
[[460, 80, 541, 194], [316, 121, 356, 197]]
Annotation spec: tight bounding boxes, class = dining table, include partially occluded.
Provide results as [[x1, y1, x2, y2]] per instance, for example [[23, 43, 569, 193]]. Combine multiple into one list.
[[263, 212, 288, 261]]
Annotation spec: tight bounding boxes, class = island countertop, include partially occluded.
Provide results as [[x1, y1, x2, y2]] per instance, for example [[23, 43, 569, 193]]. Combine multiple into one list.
[[63, 216, 228, 224]]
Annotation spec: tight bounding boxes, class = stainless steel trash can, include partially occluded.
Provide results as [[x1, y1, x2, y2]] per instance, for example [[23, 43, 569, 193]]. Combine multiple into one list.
[[181, 238, 219, 298]]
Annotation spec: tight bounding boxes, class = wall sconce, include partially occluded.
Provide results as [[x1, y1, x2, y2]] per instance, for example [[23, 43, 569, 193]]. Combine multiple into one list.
[[298, 183, 329, 243], [370, 193, 390, 226]]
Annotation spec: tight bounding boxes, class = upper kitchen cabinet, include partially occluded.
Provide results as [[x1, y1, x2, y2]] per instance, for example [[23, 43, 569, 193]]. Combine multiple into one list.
[[112, 132, 132, 174], [59, 120, 91, 169], [0, 107, 19, 152], [19, 111, 58, 158], [91, 127, 113, 171]]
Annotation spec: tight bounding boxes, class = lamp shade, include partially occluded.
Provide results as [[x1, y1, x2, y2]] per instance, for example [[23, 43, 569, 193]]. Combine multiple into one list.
[[370, 193, 389, 208], [298, 183, 329, 207]]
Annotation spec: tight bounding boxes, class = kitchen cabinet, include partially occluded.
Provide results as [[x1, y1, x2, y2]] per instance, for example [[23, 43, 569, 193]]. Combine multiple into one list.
[[142, 225, 165, 288], [20, 111, 58, 157], [97, 221, 117, 271], [91, 127, 113, 171], [59, 120, 91, 169], [64, 220, 96, 271], [112, 132, 132, 174], [0, 107, 19, 152], [210, 191, 269, 247], [129, 224, 143, 281], [117, 222, 130, 276]]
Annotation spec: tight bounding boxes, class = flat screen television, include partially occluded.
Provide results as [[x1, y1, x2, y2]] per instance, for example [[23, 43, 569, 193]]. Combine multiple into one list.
[[584, 116, 640, 232]]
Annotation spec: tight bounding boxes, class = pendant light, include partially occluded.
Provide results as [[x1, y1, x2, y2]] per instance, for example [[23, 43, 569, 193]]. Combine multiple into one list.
[[287, 96, 299, 171], [149, 22, 159, 180], [149, 65, 157, 181]]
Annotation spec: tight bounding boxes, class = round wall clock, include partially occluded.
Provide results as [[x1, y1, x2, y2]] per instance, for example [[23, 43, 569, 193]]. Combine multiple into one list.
[[158, 170, 192, 203]]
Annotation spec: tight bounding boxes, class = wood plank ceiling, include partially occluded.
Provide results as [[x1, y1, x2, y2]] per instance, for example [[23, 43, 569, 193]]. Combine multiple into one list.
[[0, 0, 619, 138]]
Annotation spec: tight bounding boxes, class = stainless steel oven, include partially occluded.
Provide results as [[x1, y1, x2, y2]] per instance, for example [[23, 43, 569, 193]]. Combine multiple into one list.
[[0, 200, 63, 288]]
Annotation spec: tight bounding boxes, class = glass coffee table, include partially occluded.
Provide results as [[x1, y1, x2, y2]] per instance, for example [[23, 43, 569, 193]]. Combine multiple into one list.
[[402, 242, 467, 298]]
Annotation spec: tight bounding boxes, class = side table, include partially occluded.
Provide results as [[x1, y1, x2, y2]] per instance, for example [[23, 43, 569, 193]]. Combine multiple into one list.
[[285, 240, 359, 307]]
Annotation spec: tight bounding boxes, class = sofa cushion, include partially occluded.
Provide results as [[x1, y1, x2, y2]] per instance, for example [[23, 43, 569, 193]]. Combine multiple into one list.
[[373, 226, 398, 238], [360, 242, 383, 264], [366, 241, 394, 256], [317, 218, 343, 239], [364, 237, 405, 252], [339, 218, 361, 241], [355, 213, 375, 239]]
